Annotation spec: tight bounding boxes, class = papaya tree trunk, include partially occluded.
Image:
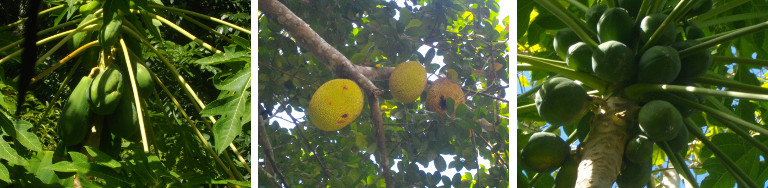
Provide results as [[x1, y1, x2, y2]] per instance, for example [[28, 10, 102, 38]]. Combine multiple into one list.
[[576, 96, 637, 187]]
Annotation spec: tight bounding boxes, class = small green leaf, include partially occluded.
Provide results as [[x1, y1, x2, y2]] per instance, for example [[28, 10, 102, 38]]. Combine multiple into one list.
[[9, 120, 43, 152], [193, 46, 250, 65], [201, 91, 251, 154], [0, 137, 26, 166], [45, 161, 77, 172], [83, 146, 121, 169], [213, 68, 251, 91], [0, 163, 8, 183], [405, 19, 422, 30]]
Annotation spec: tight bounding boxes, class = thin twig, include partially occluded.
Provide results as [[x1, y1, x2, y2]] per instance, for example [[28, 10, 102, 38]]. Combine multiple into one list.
[[258, 117, 289, 187], [284, 109, 334, 180]]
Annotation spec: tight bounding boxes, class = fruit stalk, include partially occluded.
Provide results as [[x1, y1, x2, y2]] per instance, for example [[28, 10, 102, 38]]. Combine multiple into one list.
[[575, 97, 636, 187]]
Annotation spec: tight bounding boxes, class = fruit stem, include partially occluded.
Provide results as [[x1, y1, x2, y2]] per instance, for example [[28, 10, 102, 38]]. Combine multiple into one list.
[[119, 39, 150, 153], [679, 20, 768, 58], [534, 0, 599, 48], [623, 83, 768, 102], [657, 141, 700, 188], [517, 103, 537, 114], [516, 82, 542, 101], [0, 22, 102, 65], [517, 55, 608, 92], [640, 0, 695, 54], [147, 3, 252, 35], [695, 72, 768, 94], [689, 0, 750, 23], [661, 93, 768, 136], [130, 9, 223, 54], [31, 40, 100, 84], [684, 118, 759, 187]]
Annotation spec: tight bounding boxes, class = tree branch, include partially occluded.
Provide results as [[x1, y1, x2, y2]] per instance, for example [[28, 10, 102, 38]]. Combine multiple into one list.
[[258, 165, 280, 186], [258, 117, 289, 187], [369, 93, 393, 188], [258, 0, 381, 95], [284, 110, 334, 179]]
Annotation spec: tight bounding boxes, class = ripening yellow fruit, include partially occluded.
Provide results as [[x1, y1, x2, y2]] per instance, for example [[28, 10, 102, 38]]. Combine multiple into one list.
[[308, 79, 364, 131], [426, 78, 465, 117], [389, 61, 427, 103]]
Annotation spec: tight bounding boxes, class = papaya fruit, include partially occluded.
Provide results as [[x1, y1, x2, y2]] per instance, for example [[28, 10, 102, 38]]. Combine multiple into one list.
[[58, 76, 93, 146], [135, 63, 154, 96], [671, 40, 712, 81], [597, 8, 634, 44], [616, 158, 652, 188], [624, 135, 653, 163], [667, 126, 689, 154], [554, 28, 581, 60], [105, 85, 140, 142], [566, 42, 593, 73], [99, 10, 122, 48], [535, 77, 590, 126], [637, 46, 681, 84], [686, 0, 712, 17], [618, 0, 641, 17], [639, 100, 683, 142], [585, 4, 607, 32], [592, 41, 636, 83], [554, 155, 578, 188], [99, 125, 123, 160], [520, 132, 570, 173], [90, 64, 124, 115], [685, 23, 705, 40], [639, 14, 677, 46]]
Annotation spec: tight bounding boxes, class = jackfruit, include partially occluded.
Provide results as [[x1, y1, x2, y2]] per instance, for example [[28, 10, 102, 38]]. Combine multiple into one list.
[[389, 61, 427, 103], [308, 79, 365, 131], [426, 78, 465, 117]]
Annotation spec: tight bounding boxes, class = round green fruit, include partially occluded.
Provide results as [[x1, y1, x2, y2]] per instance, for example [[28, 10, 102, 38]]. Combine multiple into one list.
[[105, 86, 140, 142], [639, 14, 677, 46], [624, 135, 653, 163], [685, 23, 705, 40], [58, 76, 94, 146], [520, 132, 570, 173], [554, 156, 578, 188], [389, 61, 427, 104], [89, 64, 124, 115], [671, 40, 712, 81], [309, 79, 365, 131], [616, 159, 652, 188], [566, 42, 593, 73], [535, 77, 590, 126], [637, 46, 681, 84], [597, 8, 634, 44], [554, 28, 582, 60], [592, 41, 636, 83], [667, 126, 689, 154], [639, 100, 683, 142], [585, 4, 607, 31], [618, 0, 641, 17], [135, 63, 154, 96]]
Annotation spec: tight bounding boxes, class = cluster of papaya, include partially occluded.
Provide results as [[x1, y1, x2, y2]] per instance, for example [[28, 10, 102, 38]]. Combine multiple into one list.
[[57, 61, 155, 153], [523, 0, 715, 186]]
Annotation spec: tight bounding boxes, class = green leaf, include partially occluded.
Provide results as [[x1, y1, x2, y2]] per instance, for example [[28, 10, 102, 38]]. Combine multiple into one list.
[[0, 136, 26, 166], [405, 19, 422, 30], [201, 90, 251, 154], [213, 68, 251, 91], [7, 120, 42, 152], [26, 151, 60, 184], [435, 156, 447, 171], [83, 146, 121, 169], [46, 161, 78, 172], [0, 163, 8, 183], [193, 46, 250, 65]]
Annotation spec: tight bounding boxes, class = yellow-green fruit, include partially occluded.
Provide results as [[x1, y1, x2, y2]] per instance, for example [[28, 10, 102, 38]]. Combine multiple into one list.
[[58, 76, 93, 146], [389, 61, 427, 103], [309, 79, 364, 131], [135, 63, 154, 96], [426, 78, 465, 117], [90, 64, 123, 115]]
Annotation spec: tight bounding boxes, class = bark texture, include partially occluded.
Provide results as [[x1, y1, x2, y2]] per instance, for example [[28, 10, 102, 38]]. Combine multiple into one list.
[[575, 97, 637, 187]]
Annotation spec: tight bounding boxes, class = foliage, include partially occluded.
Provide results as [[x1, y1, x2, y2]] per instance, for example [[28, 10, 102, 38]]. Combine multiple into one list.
[[258, 0, 509, 187], [0, 0, 251, 186]]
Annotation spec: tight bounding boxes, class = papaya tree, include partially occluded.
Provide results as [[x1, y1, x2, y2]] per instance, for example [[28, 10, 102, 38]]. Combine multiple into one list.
[[0, 0, 250, 186], [518, 0, 768, 187], [258, 0, 508, 187]]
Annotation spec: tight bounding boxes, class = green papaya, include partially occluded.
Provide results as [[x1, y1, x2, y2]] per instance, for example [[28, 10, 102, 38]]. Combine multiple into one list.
[[105, 86, 140, 142], [135, 63, 154, 96], [637, 46, 681, 84], [90, 64, 124, 115], [535, 77, 590, 126], [618, 0, 641, 17], [639, 14, 677, 46], [99, 125, 123, 159], [592, 41, 636, 83], [520, 132, 570, 173], [585, 4, 607, 32], [99, 11, 123, 48], [685, 23, 705, 40], [554, 28, 582, 60], [554, 156, 578, 188], [624, 135, 653, 163], [639, 100, 683, 142], [616, 159, 652, 188], [58, 76, 93, 146], [667, 126, 689, 154], [671, 40, 712, 81], [597, 8, 634, 44], [566, 42, 593, 73], [79, 1, 101, 15]]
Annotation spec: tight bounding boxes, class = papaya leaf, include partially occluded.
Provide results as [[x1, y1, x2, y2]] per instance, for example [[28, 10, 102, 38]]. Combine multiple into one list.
[[7, 120, 42, 152], [201, 90, 251, 154], [83, 146, 121, 169], [0, 137, 26, 166], [25, 151, 60, 184], [0, 163, 7, 183], [46, 161, 77, 172], [193, 46, 250, 65], [230, 35, 251, 50], [213, 68, 250, 91]]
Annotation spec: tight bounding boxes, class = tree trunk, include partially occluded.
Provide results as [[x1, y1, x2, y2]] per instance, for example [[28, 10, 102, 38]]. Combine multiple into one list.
[[575, 96, 637, 187]]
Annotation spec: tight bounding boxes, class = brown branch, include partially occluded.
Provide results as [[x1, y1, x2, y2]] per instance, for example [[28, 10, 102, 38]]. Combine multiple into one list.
[[258, 165, 280, 186], [369, 93, 393, 188], [463, 88, 509, 103], [258, 0, 381, 96], [258, 117, 289, 187]]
